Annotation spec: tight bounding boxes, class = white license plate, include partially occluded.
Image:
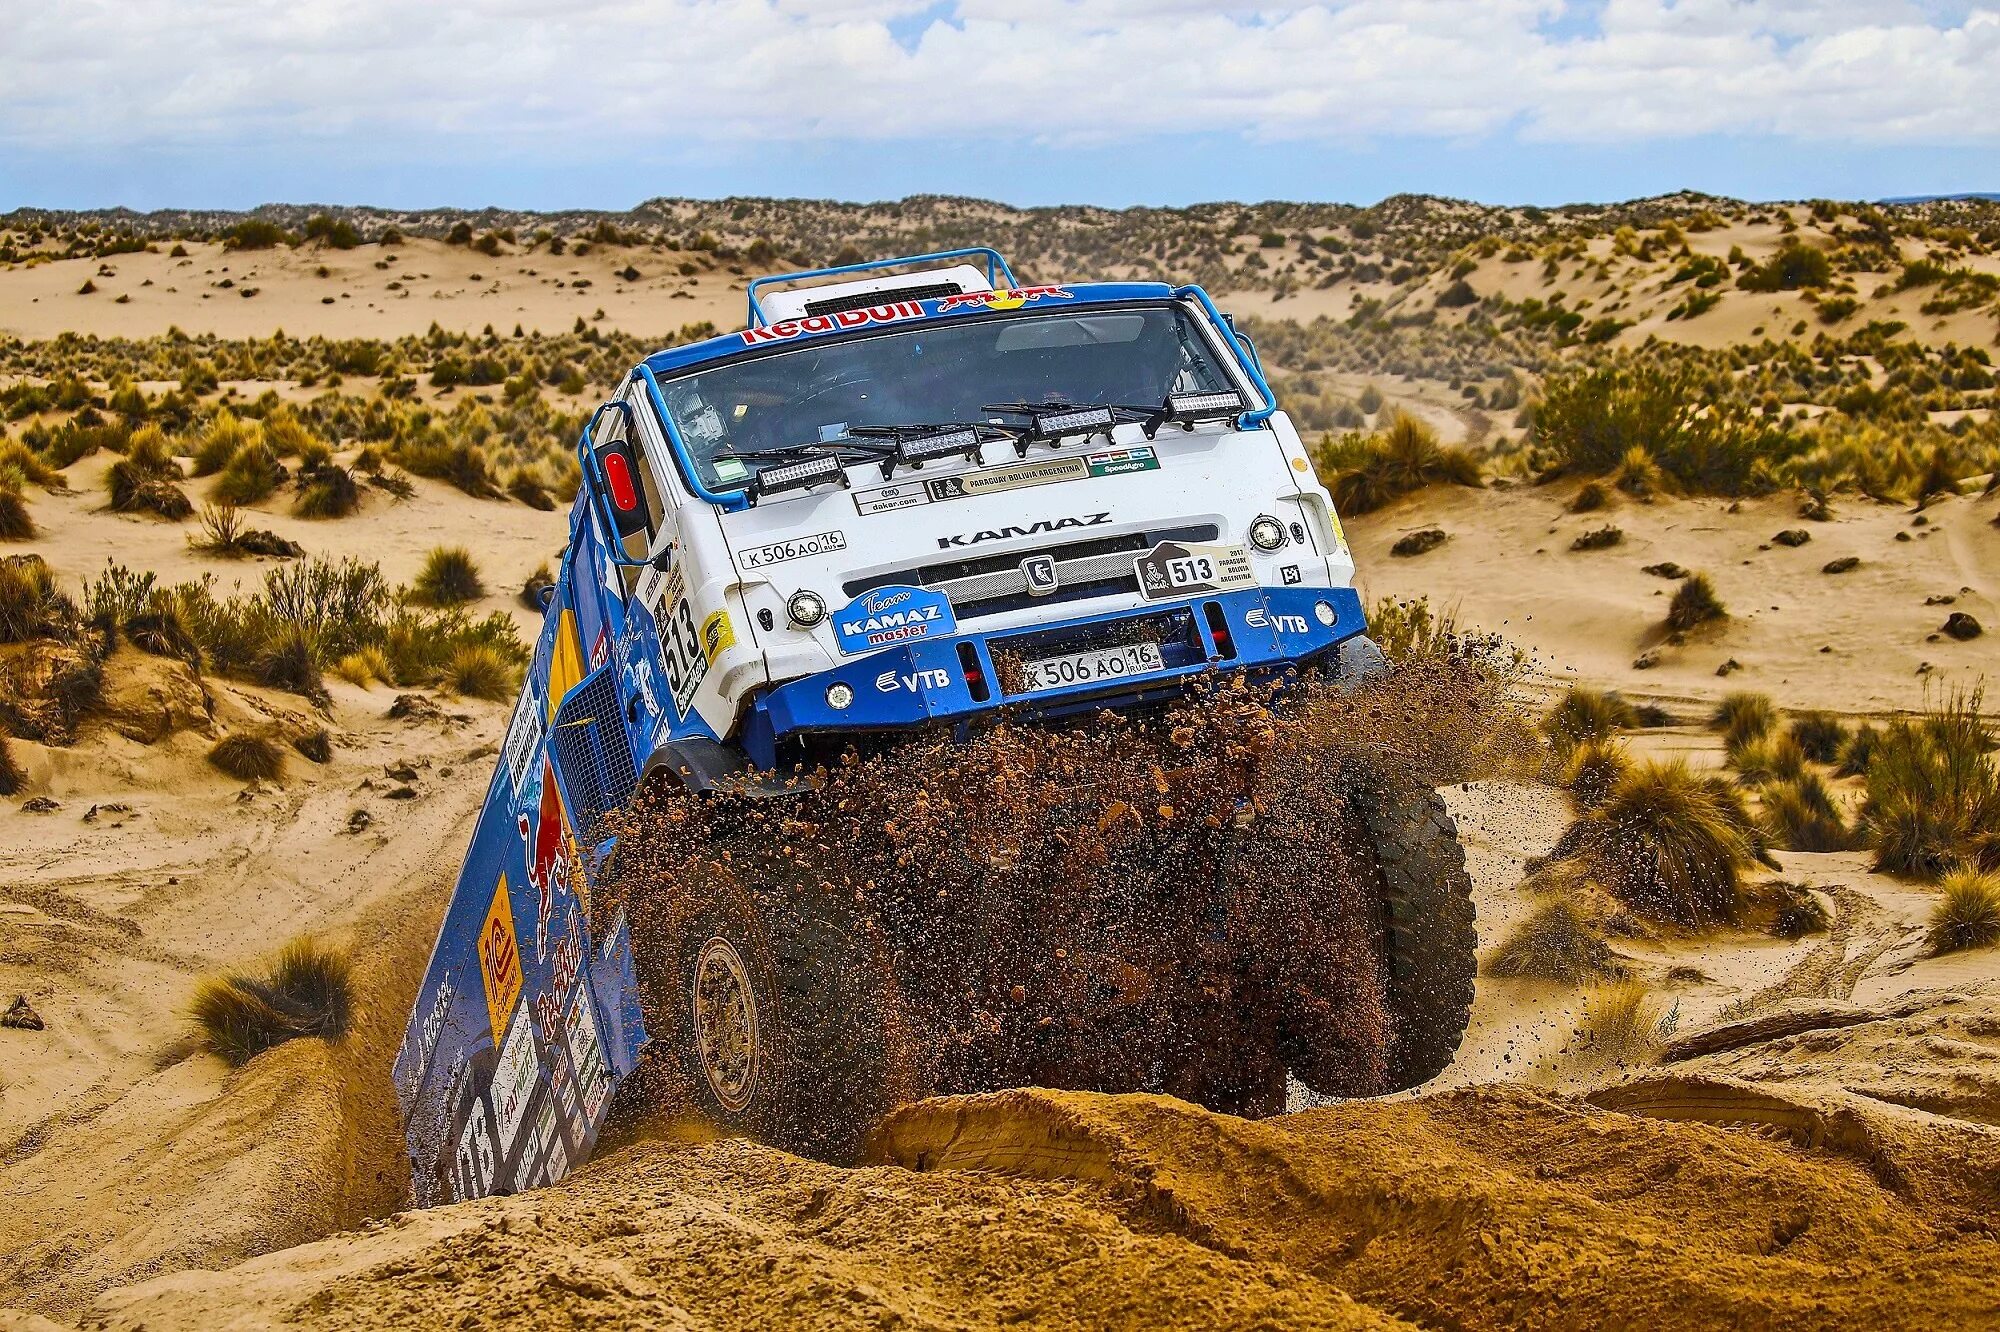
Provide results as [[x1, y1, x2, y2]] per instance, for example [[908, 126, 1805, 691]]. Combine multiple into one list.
[[1020, 641, 1165, 692]]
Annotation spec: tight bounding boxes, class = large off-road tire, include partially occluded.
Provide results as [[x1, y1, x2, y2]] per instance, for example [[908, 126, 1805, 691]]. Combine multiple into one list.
[[1237, 775, 1477, 1099], [670, 871, 914, 1163], [1351, 783, 1478, 1092]]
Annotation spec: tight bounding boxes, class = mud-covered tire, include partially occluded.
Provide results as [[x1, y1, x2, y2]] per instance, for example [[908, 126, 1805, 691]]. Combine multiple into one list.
[[1353, 784, 1478, 1091], [671, 875, 911, 1163]]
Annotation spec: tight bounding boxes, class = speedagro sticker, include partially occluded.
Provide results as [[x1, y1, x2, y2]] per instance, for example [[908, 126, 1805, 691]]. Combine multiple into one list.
[[834, 584, 957, 655]]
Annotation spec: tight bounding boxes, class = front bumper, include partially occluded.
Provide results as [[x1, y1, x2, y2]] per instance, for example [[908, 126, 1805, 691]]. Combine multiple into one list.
[[742, 585, 1366, 764]]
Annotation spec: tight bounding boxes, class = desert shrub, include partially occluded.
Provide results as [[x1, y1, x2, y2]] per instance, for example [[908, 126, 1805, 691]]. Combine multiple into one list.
[[0, 474, 32, 540], [213, 442, 285, 505], [1543, 686, 1640, 756], [1863, 691, 2000, 878], [124, 589, 198, 660], [332, 646, 391, 687], [1760, 772, 1857, 852], [397, 437, 496, 497], [0, 555, 77, 643], [0, 734, 22, 795], [1742, 879, 1831, 938], [1666, 574, 1726, 631], [1836, 723, 1879, 778], [106, 426, 192, 519], [1538, 759, 1755, 926], [441, 642, 519, 700], [507, 466, 555, 511], [208, 732, 285, 782], [292, 728, 333, 764], [1712, 692, 1777, 748], [1569, 481, 1609, 513], [293, 462, 361, 518], [190, 936, 352, 1065], [1927, 870, 2000, 955], [1313, 411, 1481, 515], [1561, 737, 1631, 810], [1368, 595, 1458, 661], [1570, 525, 1622, 551], [222, 219, 291, 250], [413, 546, 484, 605], [1738, 239, 1833, 292], [1788, 711, 1848, 765], [1535, 361, 1788, 495], [1573, 979, 1666, 1063], [521, 562, 555, 612], [191, 411, 255, 476], [82, 560, 157, 632], [263, 558, 387, 650], [254, 621, 324, 696], [1732, 734, 1810, 788], [191, 502, 248, 555], [1486, 896, 1619, 982], [0, 441, 62, 489]]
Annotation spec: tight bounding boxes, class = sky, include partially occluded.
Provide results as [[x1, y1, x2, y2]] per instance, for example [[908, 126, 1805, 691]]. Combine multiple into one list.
[[1, 0, 1997, 211]]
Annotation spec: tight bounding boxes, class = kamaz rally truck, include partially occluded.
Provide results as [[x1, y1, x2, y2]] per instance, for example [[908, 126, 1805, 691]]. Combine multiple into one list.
[[394, 249, 1476, 1203]]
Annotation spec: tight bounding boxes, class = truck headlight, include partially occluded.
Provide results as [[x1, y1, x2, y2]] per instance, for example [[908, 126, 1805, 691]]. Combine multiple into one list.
[[825, 682, 855, 711], [787, 590, 827, 628], [1249, 515, 1287, 551]]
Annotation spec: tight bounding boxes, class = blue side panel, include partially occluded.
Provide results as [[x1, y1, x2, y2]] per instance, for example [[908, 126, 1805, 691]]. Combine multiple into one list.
[[393, 499, 649, 1207]]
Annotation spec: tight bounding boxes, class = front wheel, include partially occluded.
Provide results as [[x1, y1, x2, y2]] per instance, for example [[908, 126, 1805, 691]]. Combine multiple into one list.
[[670, 871, 915, 1163]]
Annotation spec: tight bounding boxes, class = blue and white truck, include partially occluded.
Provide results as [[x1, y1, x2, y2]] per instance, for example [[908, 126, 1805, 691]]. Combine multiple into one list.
[[393, 249, 1476, 1203]]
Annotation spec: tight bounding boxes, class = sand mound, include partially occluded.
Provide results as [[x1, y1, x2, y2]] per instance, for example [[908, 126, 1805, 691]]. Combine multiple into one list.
[[79, 1029, 2000, 1332]]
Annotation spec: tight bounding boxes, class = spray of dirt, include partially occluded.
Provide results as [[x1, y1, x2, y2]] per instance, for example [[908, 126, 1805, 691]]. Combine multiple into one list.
[[599, 648, 1532, 1153]]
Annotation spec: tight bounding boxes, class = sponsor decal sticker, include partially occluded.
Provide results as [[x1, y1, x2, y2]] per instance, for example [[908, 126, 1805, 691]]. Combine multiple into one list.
[[875, 666, 952, 693], [1134, 540, 1257, 600], [501, 683, 544, 801], [409, 977, 457, 1093], [1281, 564, 1302, 586], [927, 456, 1087, 502], [566, 986, 612, 1124], [740, 529, 848, 571], [834, 584, 957, 655], [477, 875, 523, 1041], [740, 301, 927, 346], [938, 512, 1112, 550], [933, 285, 1073, 313], [852, 479, 933, 516], [1327, 509, 1346, 550], [490, 995, 539, 1153], [647, 564, 706, 719], [530, 1099, 567, 1188], [1085, 444, 1159, 477], [515, 757, 571, 965], [700, 609, 736, 665], [454, 1102, 497, 1201]]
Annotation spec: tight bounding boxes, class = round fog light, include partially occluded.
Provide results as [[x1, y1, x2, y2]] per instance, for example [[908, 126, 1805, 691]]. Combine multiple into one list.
[[1313, 600, 1336, 627], [1248, 515, 1287, 551], [825, 682, 855, 711], [787, 590, 827, 628]]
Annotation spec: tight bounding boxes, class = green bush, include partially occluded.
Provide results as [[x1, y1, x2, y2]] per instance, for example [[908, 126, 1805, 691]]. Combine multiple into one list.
[[1535, 362, 1789, 495], [1788, 711, 1849, 765], [1738, 239, 1833, 292], [213, 442, 285, 505], [1314, 412, 1481, 515], [1760, 772, 1857, 852]]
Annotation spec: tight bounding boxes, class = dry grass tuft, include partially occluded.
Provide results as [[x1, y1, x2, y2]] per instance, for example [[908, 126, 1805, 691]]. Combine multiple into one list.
[[332, 645, 392, 687], [440, 642, 519, 700], [1487, 896, 1621, 982], [1666, 573, 1727, 631], [1573, 979, 1668, 1064], [1928, 870, 2000, 955], [1561, 737, 1631, 810], [1542, 686, 1639, 757], [1711, 691, 1778, 748], [1731, 734, 1809, 787], [208, 732, 285, 783], [0, 734, 22, 796], [413, 546, 484, 606], [1788, 710, 1849, 765], [292, 728, 333, 764], [1864, 689, 1999, 879], [190, 936, 352, 1065], [1538, 759, 1755, 927], [0, 472, 33, 541], [1759, 772, 1858, 851]]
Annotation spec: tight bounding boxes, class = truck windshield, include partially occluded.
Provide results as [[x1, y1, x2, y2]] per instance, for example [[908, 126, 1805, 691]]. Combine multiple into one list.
[[653, 304, 1241, 494]]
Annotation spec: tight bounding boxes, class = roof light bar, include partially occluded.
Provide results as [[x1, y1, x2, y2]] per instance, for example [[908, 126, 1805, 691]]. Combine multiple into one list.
[[751, 453, 847, 500], [1032, 405, 1116, 439], [1167, 390, 1245, 420], [896, 428, 983, 468]]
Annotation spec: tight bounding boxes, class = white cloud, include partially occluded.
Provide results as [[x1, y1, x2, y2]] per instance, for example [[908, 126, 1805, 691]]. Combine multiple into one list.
[[1, 1, 1994, 154]]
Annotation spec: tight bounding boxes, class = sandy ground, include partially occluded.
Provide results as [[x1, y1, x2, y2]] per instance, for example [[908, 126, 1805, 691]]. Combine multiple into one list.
[[3, 224, 1998, 1328]]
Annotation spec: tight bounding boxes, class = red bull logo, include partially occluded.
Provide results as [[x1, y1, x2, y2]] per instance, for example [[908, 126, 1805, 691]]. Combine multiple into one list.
[[935, 285, 1072, 313], [741, 301, 927, 346], [517, 756, 571, 963]]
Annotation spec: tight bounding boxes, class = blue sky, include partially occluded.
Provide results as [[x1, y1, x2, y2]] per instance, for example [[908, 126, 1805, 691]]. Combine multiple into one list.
[[3, 1, 1996, 211]]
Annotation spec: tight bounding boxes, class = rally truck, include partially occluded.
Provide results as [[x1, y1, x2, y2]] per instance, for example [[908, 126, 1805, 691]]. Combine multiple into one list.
[[393, 249, 1476, 1203]]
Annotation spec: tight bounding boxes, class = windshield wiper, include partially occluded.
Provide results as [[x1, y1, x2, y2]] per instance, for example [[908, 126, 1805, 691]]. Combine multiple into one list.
[[845, 421, 1019, 479]]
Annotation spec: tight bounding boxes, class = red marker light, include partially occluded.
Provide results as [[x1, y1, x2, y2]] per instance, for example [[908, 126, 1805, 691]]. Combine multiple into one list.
[[603, 451, 638, 511]]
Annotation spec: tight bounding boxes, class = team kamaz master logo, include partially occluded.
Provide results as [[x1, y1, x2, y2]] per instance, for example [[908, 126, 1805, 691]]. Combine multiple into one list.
[[833, 584, 958, 655]]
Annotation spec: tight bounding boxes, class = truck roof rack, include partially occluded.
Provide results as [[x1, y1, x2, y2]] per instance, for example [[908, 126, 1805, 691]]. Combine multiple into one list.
[[745, 247, 1020, 328]]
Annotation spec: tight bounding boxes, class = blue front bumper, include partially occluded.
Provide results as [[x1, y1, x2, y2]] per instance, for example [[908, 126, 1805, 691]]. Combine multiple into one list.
[[743, 585, 1366, 765]]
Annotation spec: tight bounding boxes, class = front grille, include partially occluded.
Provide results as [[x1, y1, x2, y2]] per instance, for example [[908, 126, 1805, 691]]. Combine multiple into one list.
[[802, 282, 965, 316], [844, 523, 1220, 620]]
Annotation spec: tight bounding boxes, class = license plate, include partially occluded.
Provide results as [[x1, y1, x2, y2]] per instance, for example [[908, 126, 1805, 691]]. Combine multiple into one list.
[[1020, 642, 1165, 692]]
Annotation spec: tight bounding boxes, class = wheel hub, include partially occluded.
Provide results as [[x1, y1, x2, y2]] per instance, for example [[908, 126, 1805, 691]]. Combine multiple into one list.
[[692, 936, 759, 1113]]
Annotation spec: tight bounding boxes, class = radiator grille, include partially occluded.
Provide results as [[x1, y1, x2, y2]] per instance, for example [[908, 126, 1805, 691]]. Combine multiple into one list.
[[844, 524, 1220, 620], [548, 668, 637, 839]]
